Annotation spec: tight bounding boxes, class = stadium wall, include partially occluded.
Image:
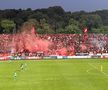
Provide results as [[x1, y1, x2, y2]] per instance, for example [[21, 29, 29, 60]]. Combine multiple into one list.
[[0, 53, 108, 60]]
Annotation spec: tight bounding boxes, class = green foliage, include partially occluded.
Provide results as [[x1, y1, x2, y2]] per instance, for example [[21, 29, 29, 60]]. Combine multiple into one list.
[[0, 19, 16, 33], [100, 26, 108, 34], [56, 28, 65, 33], [65, 18, 81, 34], [93, 10, 108, 25], [91, 28, 101, 33], [27, 19, 39, 27], [39, 19, 54, 34], [0, 6, 108, 34], [79, 14, 103, 32], [20, 19, 38, 33], [92, 26, 108, 34], [36, 28, 45, 34]]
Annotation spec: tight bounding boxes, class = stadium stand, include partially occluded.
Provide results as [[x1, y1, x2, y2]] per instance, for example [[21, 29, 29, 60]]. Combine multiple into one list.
[[0, 34, 108, 59]]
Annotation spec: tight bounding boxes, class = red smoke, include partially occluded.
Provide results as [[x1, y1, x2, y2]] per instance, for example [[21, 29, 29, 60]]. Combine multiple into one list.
[[12, 26, 51, 53], [80, 44, 87, 51]]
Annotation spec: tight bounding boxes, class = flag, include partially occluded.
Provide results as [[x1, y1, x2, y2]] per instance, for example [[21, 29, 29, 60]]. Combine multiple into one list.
[[83, 28, 88, 33]]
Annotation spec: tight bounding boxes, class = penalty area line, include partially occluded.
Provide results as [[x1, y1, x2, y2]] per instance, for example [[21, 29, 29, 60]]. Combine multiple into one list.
[[88, 63, 108, 77]]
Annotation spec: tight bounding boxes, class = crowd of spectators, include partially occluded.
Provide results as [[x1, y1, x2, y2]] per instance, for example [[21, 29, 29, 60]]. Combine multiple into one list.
[[0, 34, 108, 57], [39, 34, 108, 55], [0, 34, 12, 52]]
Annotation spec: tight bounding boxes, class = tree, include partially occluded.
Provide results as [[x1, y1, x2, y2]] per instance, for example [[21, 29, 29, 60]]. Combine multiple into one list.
[[100, 26, 108, 34], [36, 28, 45, 34], [14, 18, 24, 29], [27, 19, 39, 27], [48, 6, 65, 16], [91, 28, 101, 33], [20, 19, 38, 33], [65, 18, 81, 34], [79, 14, 103, 33], [93, 10, 108, 25], [39, 19, 54, 34], [28, 11, 48, 22], [56, 28, 65, 33], [0, 19, 16, 33]]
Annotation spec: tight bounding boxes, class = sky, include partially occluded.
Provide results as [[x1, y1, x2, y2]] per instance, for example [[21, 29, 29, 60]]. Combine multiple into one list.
[[0, 0, 108, 12]]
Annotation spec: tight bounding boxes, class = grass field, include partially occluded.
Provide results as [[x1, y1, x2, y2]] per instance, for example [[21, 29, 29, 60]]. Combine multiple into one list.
[[0, 59, 108, 90]]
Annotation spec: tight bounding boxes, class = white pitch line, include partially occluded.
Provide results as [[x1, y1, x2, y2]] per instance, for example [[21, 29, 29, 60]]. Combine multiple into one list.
[[86, 68, 92, 73], [88, 63, 108, 77]]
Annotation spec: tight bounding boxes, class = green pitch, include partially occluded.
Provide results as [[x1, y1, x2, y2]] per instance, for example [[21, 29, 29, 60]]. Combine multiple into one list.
[[0, 59, 108, 90]]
